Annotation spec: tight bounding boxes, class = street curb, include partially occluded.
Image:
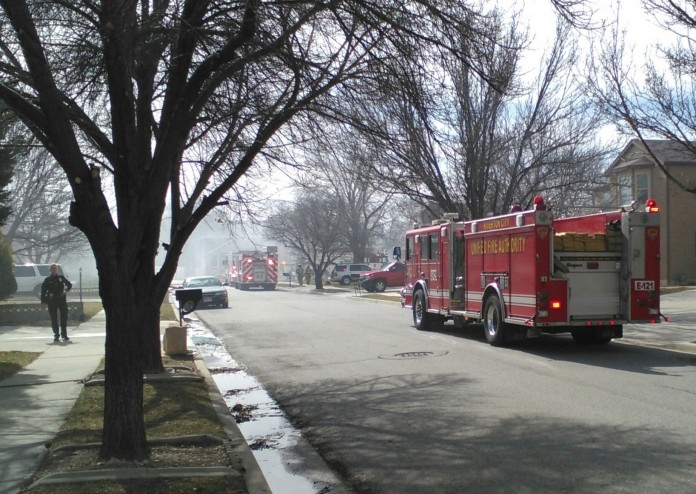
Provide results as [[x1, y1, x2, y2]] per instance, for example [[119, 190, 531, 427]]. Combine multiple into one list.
[[28, 466, 241, 487], [192, 351, 273, 494], [617, 338, 696, 355]]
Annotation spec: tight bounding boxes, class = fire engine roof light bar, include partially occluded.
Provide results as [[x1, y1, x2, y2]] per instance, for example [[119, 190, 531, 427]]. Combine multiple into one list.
[[645, 198, 659, 213], [533, 196, 547, 211]]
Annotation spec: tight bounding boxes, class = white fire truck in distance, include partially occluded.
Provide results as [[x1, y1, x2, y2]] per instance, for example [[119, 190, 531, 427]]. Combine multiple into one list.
[[231, 248, 278, 291], [398, 197, 664, 346]]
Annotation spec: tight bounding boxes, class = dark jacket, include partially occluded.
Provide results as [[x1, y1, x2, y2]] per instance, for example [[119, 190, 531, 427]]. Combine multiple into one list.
[[41, 274, 72, 304]]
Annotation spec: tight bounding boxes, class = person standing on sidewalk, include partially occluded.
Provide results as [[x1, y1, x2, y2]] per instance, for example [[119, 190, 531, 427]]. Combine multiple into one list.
[[296, 264, 304, 286], [40, 264, 73, 342]]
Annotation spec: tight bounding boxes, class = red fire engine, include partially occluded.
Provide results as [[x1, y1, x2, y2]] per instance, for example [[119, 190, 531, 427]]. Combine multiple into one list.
[[231, 248, 278, 291], [399, 197, 663, 346]]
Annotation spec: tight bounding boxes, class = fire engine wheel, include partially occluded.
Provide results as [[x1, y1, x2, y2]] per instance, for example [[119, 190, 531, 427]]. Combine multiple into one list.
[[413, 290, 432, 331], [483, 295, 509, 346], [375, 279, 387, 292]]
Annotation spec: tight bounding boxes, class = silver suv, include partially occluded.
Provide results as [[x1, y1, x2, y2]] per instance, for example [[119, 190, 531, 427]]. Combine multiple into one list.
[[329, 263, 371, 285], [14, 264, 65, 298]]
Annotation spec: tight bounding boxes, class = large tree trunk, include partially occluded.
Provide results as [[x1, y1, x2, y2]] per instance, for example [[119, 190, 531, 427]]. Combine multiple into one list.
[[98, 290, 148, 460], [92, 231, 163, 460], [142, 305, 165, 374]]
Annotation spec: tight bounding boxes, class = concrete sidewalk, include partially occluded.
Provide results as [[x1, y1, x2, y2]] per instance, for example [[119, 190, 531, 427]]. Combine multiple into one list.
[[0, 313, 270, 494], [0, 313, 106, 494]]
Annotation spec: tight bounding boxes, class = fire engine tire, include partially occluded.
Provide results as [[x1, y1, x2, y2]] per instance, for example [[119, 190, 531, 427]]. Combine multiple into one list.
[[374, 279, 387, 292], [340, 276, 351, 285], [222, 302, 229, 308], [413, 290, 432, 331], [483, 295, 509, 346], [240, 285, 249, 291]]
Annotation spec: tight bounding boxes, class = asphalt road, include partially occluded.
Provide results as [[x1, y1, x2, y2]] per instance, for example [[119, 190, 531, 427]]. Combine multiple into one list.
[[196, 288, 696, 494]]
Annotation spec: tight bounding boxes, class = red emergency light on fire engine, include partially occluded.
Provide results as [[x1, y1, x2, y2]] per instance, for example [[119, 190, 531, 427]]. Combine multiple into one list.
[[645, 199, 659, 213]]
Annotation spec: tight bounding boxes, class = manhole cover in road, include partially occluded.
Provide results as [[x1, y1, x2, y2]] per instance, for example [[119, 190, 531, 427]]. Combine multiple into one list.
[[379, 350, 449, 360]]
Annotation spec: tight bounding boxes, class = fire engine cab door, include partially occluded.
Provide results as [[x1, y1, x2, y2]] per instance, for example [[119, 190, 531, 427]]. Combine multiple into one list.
[[562, 252, 622, 318], [438, 226, 450, 304]]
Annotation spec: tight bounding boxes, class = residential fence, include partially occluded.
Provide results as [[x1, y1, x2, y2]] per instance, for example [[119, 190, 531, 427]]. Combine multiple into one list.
[[0, 302, 84, 325]]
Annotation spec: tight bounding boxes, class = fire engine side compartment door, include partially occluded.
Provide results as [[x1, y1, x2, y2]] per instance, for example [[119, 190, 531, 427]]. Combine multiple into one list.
[[562, 253, 622, 318], [623, 210, 660, 321]]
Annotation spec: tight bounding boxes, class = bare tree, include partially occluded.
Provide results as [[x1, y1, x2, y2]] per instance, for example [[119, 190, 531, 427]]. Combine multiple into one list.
[[550, 0, 598, 28], [295, 127, 395, 263], [490, 21, 613, 216], [3, 141, 89, 262], [0, 0, 489, 460], [0, 108, 13, 227], [359, 10, 612, 220], [588, 2, 696, 194], [264, 195, 347, 289]]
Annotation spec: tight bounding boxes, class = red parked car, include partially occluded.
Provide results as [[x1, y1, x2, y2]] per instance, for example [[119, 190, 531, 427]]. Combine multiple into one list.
[[359, 261, 406, 292]]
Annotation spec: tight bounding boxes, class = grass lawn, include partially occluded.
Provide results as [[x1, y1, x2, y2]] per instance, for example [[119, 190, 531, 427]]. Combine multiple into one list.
[[25, 353, 246, 494], [9, 300, 246, 493], [0, 351, 41, 381]]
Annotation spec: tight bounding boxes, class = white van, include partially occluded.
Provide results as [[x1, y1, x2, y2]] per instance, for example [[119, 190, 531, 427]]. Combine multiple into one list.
[[14, 264, 65, 298]]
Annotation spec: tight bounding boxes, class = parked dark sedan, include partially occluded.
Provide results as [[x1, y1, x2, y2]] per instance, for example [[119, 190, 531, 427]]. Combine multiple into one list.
[[182, 276, 229, 309]]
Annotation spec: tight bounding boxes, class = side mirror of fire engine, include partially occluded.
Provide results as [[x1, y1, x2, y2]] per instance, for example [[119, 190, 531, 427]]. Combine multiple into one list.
[[393, 246, 402, 260]]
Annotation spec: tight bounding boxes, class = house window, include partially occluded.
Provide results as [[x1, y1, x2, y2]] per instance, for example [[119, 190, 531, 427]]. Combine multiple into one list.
[[636, 172, 650, 203], [618, 173, 632, 205]]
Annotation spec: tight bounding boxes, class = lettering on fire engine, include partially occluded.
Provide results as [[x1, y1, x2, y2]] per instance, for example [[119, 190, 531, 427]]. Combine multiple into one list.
[[470, 235, 527, 255], [480, 217, 512, 231]]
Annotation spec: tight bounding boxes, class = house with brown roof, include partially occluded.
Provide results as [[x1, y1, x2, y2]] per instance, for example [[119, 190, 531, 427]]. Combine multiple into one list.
[[605, 139, 696, 285]]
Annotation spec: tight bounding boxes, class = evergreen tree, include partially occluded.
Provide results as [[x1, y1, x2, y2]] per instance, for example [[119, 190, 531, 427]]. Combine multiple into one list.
[[0, 234, 16, 300], [0, 106, 17, 299], [0, 106, 14, 227]]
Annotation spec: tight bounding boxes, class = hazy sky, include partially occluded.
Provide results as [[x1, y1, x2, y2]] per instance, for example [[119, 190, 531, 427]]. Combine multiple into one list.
[[514, 0, 663, 59]]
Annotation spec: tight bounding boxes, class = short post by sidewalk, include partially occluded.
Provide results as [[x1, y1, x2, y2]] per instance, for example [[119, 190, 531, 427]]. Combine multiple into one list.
[[78, 267, 85, 321]]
